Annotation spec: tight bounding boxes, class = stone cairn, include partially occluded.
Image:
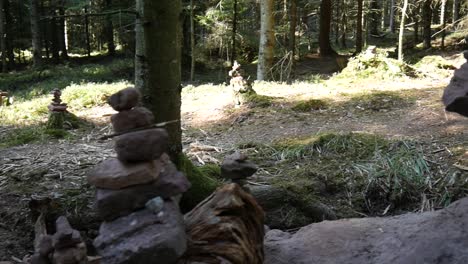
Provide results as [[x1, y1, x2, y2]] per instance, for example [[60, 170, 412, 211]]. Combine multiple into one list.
[[228, 61, 256, 106], [46, 89, 68, 129], [87, 87, 191, 263], [221, 152, 258, 190], [30, 216, 88, 264], [442, 50, 468, 117]]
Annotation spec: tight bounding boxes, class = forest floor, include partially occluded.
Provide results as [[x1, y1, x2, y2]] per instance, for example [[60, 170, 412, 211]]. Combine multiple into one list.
[[0, 49, 467, 260]]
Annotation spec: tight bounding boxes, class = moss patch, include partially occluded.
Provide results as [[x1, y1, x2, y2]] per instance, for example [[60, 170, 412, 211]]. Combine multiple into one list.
[[291, 99, 328, 112], [177, 155, 221, 212], [243, 93, 275, 108], [345, 91, 414, 112]]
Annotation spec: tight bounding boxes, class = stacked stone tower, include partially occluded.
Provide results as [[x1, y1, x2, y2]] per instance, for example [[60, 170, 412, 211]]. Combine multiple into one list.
[[87, 87, 190, 263]]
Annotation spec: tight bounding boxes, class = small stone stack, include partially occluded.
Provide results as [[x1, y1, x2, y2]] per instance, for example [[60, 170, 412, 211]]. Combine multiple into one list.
[[30, 216, 87, 264], [228, 61, 255, 106], [46, 89, 68, 129], [87, 87, 190, 264], [221, 152, 258, 188]]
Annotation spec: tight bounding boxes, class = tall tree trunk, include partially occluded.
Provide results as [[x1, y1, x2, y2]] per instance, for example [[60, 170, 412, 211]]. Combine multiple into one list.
[[105, 0, 115, 55], [135, 0, 182, 160], [190, 0, 195, 82], [30, 0, 42, 67], [58, 2, 68, 59], [453, 0, 459, 24], [0, 0, 6, 72], [318, 0, 336, 56], [50, 12, 60, 63], [84, 6, 91, 57], [398, 0, 408, 61], [422, 0, 432, 49], [5, 0, 13, 69], [440, 0, 446, 49], [231, 0, 237, 65], [257, 0, 275, 81], [356, 0, 363, 53], [389, 0, 395, 32], [413, 3, 420, 43], [288, 0, 297, 82], [340, 7, 347, 48], [369, 0, 380, 35]]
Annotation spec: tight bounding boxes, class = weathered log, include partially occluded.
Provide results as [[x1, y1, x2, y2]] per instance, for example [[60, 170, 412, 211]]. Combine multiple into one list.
[[179, 183, 265, 264]]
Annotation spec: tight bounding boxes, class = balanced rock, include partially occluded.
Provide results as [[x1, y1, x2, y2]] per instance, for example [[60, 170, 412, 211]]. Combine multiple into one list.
[[108, 87, 140, 111], [88, 158, 162, 190], [111, 107, 155, 133], [35, 235, 53, 257], [95, 159, 190, 221], [53, 216, 82, 250], [115, 128, 169, 162], [94, 200, 187, 264], [221, 152, 258, 180], [442, 51, 468, 117], [52, 243, 87, 264]]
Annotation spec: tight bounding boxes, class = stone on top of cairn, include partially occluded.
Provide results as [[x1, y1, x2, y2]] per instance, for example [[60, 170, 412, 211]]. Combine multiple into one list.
[[221, 152, 258, 181], [48, 88, 68, 112], [108, 87, 141, 111]]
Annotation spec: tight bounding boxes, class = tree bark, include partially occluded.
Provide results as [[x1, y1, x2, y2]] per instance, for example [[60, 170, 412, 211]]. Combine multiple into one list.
[[135, 0, 182, 161], [440, 0, 446, 49], [257, 0, 275, 81], [356, 0, 363, 53], [179, 183, 265, 264], [105, 0, 115, 55], [318, 0, 336, 57], [30, 0, 42, 67], [369, 0, 380, 35], [398, 0, 408, 61], [389, 0, 395, 32], [0, 0, 6, 72], [58, 2, 68, 59], [422, 0, 432, 49], [4, 0, 13, 69], [453, 0, 459, 24]]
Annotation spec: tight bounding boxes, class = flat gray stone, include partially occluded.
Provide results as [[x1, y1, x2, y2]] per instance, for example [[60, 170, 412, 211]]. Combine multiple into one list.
[[221, 152, 258, 180], [87, 158, 162, 189], [115, 128, 169, 162], [94, 200, 187, 264], [95, 159, 190, 221]]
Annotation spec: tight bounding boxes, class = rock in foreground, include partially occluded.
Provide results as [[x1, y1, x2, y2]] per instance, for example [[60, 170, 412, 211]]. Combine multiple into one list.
[[265, 197, 468, 264]]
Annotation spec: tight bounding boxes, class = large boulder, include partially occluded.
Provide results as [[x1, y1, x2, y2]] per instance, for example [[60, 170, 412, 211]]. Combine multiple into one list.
[[94, 200, 187, 264], [264, 197, 468, 264], [442, 51, 468, 117]]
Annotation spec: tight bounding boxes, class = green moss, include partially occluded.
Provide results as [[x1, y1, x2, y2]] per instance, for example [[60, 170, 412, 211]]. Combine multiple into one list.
[[198, 164, 222, 179], [46, 112, 65, 129], [291, 99, 328, 112], [243, 93, 274, 108], [0, 126, 45, 148], [44, 128, 69, 138], [177, 155, 221, 212]]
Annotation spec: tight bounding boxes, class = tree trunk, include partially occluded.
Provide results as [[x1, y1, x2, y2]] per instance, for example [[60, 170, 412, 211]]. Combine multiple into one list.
[[440, 0, 446, 49], [257, 0, 275, 81], [190, 0, 195, 82], [413, 4, 419, 43], [0, 0, 6, 72], [398, 0, 408, 61], [84, 6, 91, 57], [369, 0, 380, 35], [356, 0, 363, 53], [135, 0, 182, 161], [105, 0, 115, 55], [58, 2, 68, 59], [231, 0, 237, 65], [288, 0, 297, 82], [50, 12, 60, 63], [422, 0, 432, 49], [30, 0, 42, 67], [318, 0, 336, 57], [453, 0, 459, 24], [4, 0, 13, 69], [389, 0, 395, 32]]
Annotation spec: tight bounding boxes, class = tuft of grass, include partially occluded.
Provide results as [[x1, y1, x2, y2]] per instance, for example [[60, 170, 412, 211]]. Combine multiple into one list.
[[244, 93, 274, 108], [291, 99, 328, 112], [251, 132, 467, 218], [198, 164, 222, 179], [62, 81, 130, 110], [0, 125, 74, 148]]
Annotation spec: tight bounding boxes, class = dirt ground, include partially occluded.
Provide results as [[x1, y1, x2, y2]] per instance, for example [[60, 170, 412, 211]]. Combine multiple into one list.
[[0, 54, 467, 260]]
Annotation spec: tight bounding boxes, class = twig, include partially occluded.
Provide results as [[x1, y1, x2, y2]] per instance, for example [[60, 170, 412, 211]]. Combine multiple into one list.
[[99, 120, 179, 140]]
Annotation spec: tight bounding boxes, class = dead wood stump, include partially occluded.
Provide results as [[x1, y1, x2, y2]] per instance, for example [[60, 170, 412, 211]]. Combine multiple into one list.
[[179, 183, 265, 264]]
